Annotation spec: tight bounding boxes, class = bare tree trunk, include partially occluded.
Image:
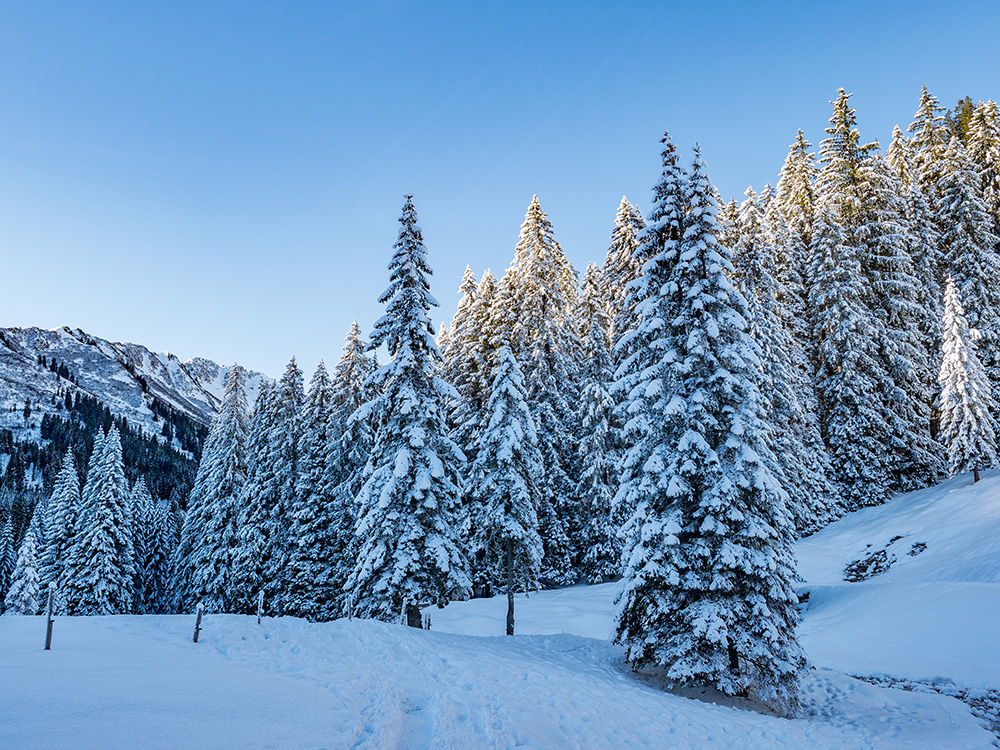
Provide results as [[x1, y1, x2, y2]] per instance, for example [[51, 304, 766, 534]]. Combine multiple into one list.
[[506, 542, 515, 636], [406, 602, 422, 629], [974, 467, 980, 483]]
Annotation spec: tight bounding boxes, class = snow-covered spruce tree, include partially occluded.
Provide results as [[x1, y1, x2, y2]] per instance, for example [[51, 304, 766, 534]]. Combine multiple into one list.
[[732, 186, 841, 533], [968, 99, 1000, 226], [0, 503, 12, 597], [938, 278, 998, 482], [141, 499, 177, 614], [496, 196, 580, 583], [574, 263, 620, 580], [230, 380, 281, 614], [616, 146, 805, 716], [862, 154, 944, 489], [807, 90, 897, 508], [938, 134, 1000, 390], [613, 130, 687, 536], [347, 195, 470, 626], [129, 477, 155, 613], [327, 320, 380, 614], [469, 345, 543, 634], [3, 527, 39, 615], [265, 357, 305, 613], [603, 196, 646, 347], [908, 86, 951, 207], [284, 361, 342, 621], [63, 427, 135, 615], [441, 266, 479, 409], [769, 130, 817, 332], [172, 365, 249, 613], [40, 451, 81, 609]]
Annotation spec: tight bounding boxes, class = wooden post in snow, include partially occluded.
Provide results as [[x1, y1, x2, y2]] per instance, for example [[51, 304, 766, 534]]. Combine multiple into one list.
[[256, 590, 265, 625], [44, 584, 56, 650], [193, 602, 205, 643]]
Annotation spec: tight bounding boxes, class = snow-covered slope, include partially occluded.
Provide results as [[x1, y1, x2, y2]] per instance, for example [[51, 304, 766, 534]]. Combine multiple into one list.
[[796, 470, 1000, 692], [0, 326, 268, 438], [2, 612, 991, 749]]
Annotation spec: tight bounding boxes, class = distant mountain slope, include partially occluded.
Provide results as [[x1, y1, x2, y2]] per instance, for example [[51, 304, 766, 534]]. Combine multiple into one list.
[[0, 326, 268, 441]]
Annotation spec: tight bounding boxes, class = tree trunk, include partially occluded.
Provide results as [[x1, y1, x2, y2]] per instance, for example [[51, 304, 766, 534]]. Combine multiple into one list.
[[726, 638, 748, 696], [406, 602, 423, 629], [506, 542, 515, 636], [974, 467, 980, 483]]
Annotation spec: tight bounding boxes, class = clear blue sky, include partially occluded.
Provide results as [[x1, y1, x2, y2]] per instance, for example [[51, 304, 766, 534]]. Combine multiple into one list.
[[2, 1, 998, 377]]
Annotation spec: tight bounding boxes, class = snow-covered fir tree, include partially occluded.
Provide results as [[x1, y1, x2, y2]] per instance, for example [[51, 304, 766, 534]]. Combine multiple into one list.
[[469, 345, 543, 634], [602, 196, 646, 346], [141, 498, 177, 615], [732, 186, 841, 532], [227, 356, 304, 615], [908, 86, 951, 206], [574, 263, 620, 580], [769, 130, 817, 330], [938, 278, 998, 482], [39, 451, 81, 609], [938, 134, 1000, 389], [63, 427, 135, 615], [347, 195, 470, 626], [967, 98, 1000, 226], [862, 153, 944, 489], [613, 130, 687, 535], [0, 502, 12, 597], [497, 196, 581, 583], [173, 365, 249, 613], [3, 526, 39, 615], [284, 360, 342, 621], [327, 320, 380, 614], [616, 145, 804, 716], [807, 90, 898, 508], [230, 380, 281, 614]]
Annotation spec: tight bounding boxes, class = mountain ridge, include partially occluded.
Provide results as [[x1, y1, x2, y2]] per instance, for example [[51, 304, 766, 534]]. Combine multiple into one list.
[[0, 325, 269, 447]]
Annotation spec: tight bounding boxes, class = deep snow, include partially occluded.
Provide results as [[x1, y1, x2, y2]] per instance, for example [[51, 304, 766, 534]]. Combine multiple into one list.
[[3, 471, 999, 748]]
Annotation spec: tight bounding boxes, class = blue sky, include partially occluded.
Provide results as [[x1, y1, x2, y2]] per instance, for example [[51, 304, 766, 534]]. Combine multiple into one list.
[[1, 1, 998, 377]]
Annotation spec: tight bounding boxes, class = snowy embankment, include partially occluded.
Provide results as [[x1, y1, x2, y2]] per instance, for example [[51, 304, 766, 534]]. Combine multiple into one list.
[[4, 473, 999, 749], [797, 470, 1000, 692]]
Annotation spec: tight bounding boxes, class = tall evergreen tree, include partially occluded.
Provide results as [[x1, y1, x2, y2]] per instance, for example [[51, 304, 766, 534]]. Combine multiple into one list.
[[616, 146, 804, 715], [908, 86, 951, 204], [770, 130, 817, 329], [733, 187, 841, 532], [613, 130, 687, 534], [63, 427, 135, 615], [497, 196, 580, 583], [938, 279, 998, 482], [938, 134, 1000, 389], [603, 196, 646, 346], [807, 90, 897, 508], [469, 345, 543, 634], [3, 527, 40, 615], [231, 381, 281, 613], [284, 361, 341, 621], [575, 263, 620, 580], [347, 195, 470, 626], [173, 365, 249, 613], [0, 500, 12, 598]]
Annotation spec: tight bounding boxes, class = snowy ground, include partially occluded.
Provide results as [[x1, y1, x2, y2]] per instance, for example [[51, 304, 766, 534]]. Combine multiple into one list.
[[3, 473, 999, 748]]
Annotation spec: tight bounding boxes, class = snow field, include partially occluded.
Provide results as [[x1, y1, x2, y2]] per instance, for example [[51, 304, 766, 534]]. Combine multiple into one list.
[[2, 604, 993, 748]]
